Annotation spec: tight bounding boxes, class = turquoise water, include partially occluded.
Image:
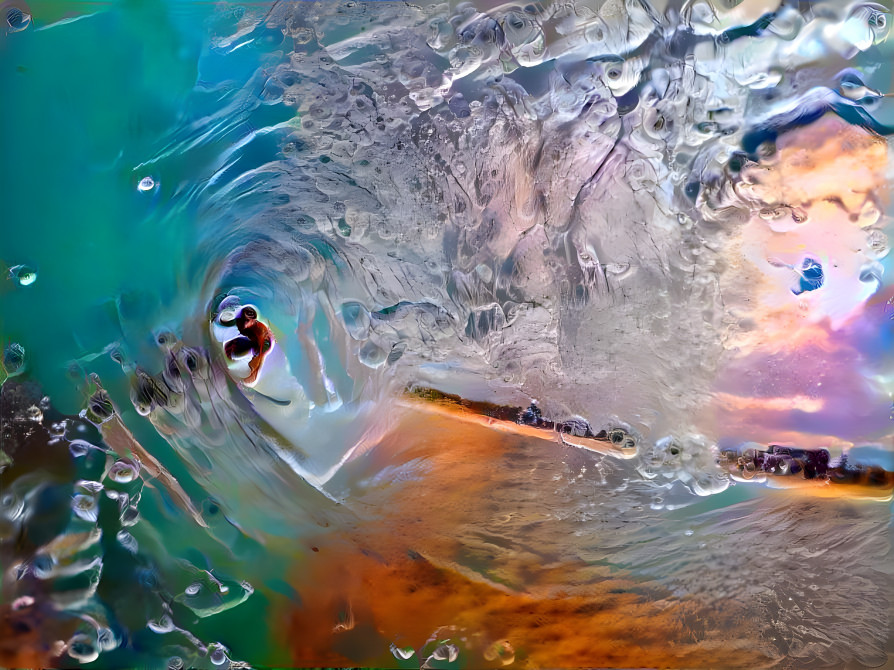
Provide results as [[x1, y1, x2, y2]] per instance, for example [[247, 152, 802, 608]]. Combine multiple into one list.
[[2, 1, 894, 668], [2, 4, 296, 666], [3, 2, 202, 405]]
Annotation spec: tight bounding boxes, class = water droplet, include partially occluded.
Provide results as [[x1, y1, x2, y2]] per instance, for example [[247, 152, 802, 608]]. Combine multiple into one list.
[[1, 492, 24, 520], [6, 7, 31, 32], [3, 343, 25, 375], [607, 428, 637, 452], [859, 261, 884, 286], [31, 553, 54, 578], [483, 639, 515, 666], [116, 530, 138, 553], [121, 505, 140, 526], [108, 460, 139, 483], [387, 342, 407, 365], [9, 264, 37, 286], [359, 341, 387, 368], [185, 582, 202, 596], [69, 439, 100, 458], [148, 615, 175, 634], [341, 302, 371, 340], [137, 176, 156, 192], [85, 388, 115, 424], [866, 229, 889, 259], [168, 657, 184, 670], [209, 644, 229, 666], [77, 480, 104, 494], [391, 643, 416, 660], [431, 642, 459, 663], [791, 258, 824, 295], [67, 633, 99, 664], [72, 494, 99, 523], [97, 627, 118, 651]]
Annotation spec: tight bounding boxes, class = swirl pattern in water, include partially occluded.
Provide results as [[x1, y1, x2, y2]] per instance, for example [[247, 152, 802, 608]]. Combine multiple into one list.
[[1, 0, 893, 668]]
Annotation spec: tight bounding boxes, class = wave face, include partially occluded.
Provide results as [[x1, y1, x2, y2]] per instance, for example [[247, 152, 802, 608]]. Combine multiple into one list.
[[1, 1, 893, 668]]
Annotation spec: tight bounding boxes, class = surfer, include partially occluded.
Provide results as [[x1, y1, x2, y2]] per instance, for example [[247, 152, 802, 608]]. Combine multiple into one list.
[[223, 306, 273, 386]]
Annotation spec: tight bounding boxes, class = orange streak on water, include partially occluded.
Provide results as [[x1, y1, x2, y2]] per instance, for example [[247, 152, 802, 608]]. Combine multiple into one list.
[[280, 405, 777, 669]]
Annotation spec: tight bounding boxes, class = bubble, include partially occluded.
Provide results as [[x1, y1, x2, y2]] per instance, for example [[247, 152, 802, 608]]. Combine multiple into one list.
[[665, 440, 683, 459], [792, 258, 824, 295], [6, 7, 31, 32], [386, 342, 407, 365], [86, 389, 116, 423], [3, 343, 25, 375], [8, 264, 37, 286], [209, 643, 229, 666], [856, 200, 881, 227], [359, 341, 387, 368], [607, 428, 637, 452], [137, 176, 156, 192], [31, 553, 53, 578], [431, 642, 459, 663], [116, 530, 138, 553], [185, 582, 202, 596], [341, 302, 371, 340], [217, 307, 238, 328], [483, 639, 515, 666], [859, 261, 884, 286], [77, 479, 104, 494], [69, 439, 99, 458], [72, 494, 99, 523], [178, 347, 208, 378], [148, 615, 175, 634], [121, 505, 140, 526], [67, 633, 99, 664], [108, 460, 139, 483], [155, 330, 176, 349], [0, 491, 23, 520], [168, 657, 184, 670], [97, 627, 119, 651], [865, 229, 889, 259], [391, 643, 417, 660], [131, 368, 169, 415]]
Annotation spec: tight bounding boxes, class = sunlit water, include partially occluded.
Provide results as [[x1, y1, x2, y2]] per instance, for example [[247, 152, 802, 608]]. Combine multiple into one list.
[[1, 1, 893, 668]]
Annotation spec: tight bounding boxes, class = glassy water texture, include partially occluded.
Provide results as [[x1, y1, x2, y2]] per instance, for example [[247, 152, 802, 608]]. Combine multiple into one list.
[[1, 1, 893, 668]]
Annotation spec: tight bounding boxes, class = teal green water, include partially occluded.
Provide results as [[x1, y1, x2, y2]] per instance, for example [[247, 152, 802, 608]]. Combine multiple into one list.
[[2, 2, 203, 408], [2, 4, 295, 665], [2, 2, 296, 405]]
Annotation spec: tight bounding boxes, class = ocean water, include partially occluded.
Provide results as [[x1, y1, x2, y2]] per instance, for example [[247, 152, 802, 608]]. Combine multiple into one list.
[[1, 1, 893, 668]]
